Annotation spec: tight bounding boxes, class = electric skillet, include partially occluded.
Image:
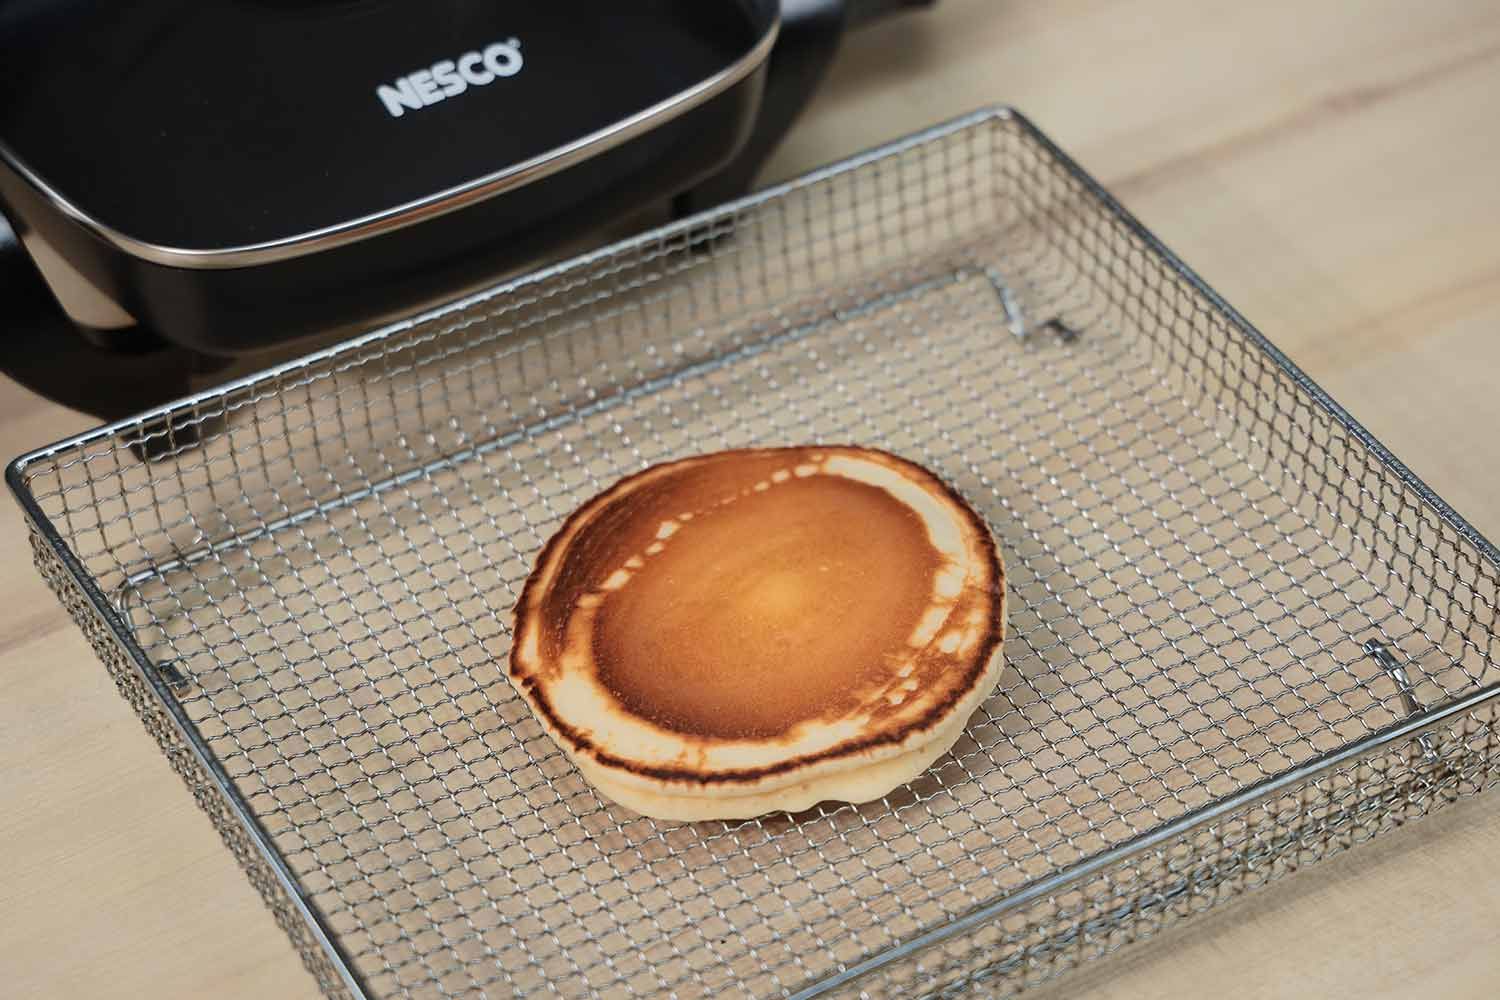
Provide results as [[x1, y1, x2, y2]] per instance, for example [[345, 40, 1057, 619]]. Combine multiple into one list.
[[0, 1, 934, 423]]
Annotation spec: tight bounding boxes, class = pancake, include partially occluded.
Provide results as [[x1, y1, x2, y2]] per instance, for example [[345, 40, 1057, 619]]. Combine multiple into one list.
[[507, 446, 1006, 821]]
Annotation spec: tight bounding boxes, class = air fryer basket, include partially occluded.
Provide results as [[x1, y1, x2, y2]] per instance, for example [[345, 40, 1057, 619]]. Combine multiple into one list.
[[11, 109, 1500, 999]]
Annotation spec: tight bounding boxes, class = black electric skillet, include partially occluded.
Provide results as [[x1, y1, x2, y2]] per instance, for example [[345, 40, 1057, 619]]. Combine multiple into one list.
[[0, 0, 933, 424]]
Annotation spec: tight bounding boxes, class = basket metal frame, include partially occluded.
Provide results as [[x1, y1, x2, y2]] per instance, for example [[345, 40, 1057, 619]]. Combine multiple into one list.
[[10, 108, 1500, 999]]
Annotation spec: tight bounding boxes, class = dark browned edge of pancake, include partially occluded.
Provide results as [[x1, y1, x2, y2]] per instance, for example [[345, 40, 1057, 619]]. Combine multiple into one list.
[[507, 446, 1006, 787]]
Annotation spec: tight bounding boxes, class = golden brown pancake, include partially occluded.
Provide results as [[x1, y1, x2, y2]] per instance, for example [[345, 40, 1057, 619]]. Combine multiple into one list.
[[508, 446, 1005, 820]]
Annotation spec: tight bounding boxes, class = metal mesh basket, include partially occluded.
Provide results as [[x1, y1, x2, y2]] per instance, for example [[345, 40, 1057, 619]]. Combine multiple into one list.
[[11, 108, 1500, 999]]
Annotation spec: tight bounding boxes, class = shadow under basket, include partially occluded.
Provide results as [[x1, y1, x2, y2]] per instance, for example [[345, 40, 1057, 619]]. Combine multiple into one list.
[[10, 108, 1500, 999]]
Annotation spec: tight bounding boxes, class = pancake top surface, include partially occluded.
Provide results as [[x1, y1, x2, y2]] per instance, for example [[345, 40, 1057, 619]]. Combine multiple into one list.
[[595, 463, 940, 739], [509, 446, 1004, 788]]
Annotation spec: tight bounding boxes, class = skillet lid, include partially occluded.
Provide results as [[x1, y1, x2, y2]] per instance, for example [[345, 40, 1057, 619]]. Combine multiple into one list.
[[0, 1, 775, 262]]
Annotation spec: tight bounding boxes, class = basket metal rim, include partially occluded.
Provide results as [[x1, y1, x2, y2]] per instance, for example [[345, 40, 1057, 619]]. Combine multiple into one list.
[[8, 106, 1500, 1000], [795, 677, 1500, 998], [7, 470, 376, 998]]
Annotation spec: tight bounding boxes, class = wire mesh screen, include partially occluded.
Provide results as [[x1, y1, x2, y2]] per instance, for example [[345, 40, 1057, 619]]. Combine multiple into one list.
[[12, 110, 1500, 999]]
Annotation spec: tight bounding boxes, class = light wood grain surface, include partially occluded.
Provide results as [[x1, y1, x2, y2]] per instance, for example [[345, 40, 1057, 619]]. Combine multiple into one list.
[[4, 1, 1500, 997]]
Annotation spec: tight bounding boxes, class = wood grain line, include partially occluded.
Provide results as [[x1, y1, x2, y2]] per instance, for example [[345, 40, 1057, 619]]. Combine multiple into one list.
[[1110, 39, 1500, 196]]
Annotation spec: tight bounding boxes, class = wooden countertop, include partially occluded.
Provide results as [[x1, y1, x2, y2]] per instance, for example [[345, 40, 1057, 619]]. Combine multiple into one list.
[[4, 1, 1500, 996]]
